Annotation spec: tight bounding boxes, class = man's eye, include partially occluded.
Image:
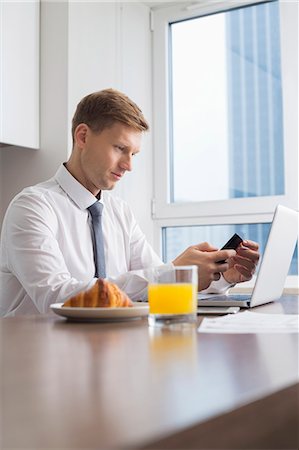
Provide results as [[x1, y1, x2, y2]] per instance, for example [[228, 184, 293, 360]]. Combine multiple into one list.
[[115, 145, 124, 151]]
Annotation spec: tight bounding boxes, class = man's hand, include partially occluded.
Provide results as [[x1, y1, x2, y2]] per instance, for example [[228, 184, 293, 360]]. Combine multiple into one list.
[[223, 240, 260, 284], [172, 242, 236, 291]]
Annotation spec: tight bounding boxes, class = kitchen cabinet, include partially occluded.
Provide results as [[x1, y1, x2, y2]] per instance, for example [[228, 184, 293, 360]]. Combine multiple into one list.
[[0, 0, 39, 148]]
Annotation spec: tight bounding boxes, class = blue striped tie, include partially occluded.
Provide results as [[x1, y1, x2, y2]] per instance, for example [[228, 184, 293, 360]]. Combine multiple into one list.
[[88, 201, 106, 278]]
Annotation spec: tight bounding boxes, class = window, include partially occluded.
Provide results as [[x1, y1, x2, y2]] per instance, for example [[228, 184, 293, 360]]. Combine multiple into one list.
[[170, 1, 285, 203], [152, 0, 298, 282]]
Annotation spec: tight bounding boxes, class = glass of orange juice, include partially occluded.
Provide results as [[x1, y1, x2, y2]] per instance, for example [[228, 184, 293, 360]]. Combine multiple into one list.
[[148, 266, 198, 328]]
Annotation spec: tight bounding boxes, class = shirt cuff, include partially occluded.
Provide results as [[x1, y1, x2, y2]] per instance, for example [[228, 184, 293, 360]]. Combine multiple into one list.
[[200, 274, 235, 295]]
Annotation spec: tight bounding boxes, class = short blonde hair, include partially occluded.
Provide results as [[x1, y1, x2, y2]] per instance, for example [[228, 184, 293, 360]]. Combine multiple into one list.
[[71, 88, 149, 144]]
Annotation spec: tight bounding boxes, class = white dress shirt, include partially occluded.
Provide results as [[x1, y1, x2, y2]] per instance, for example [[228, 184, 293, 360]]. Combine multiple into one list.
[[0, 164, 231, 316]]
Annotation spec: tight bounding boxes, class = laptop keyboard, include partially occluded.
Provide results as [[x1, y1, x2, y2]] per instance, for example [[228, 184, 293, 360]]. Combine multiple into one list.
[[198, 294, 251, 302]]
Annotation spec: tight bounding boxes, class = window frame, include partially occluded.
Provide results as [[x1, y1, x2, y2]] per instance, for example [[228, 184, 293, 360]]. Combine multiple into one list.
[[151, 0, 298, 286], [152, 0, 298, 221]]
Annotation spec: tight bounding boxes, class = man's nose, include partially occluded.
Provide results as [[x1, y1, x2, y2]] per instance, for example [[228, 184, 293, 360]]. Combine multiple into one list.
[[120, 154, 132, 172]]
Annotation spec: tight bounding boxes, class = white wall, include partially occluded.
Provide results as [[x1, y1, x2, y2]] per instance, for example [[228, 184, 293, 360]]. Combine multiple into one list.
[[0, 1, 154, 244], [68, 1, 153, 240], [117, 3, 153, 242]]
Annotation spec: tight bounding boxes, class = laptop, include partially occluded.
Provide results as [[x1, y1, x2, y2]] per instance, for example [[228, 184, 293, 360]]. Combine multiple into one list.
[[197, 205, 298, 309]]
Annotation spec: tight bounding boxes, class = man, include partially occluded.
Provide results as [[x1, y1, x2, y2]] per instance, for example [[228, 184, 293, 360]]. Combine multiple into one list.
[[0, 89, 259, 316]]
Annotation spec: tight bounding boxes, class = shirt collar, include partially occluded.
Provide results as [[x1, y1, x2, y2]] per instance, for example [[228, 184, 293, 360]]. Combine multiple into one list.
[[54, 164, 102, 210]]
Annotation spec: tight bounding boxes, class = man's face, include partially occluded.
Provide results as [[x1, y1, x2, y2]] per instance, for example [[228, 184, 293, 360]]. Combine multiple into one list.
[[75, 122, 142, 195]]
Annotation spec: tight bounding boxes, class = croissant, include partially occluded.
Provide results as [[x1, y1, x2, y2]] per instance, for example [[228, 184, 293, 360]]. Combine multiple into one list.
[[63, 279, 133, 308]]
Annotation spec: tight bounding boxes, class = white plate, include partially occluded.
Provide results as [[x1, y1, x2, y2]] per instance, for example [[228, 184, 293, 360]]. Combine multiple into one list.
[[50, 302, 149, 322]]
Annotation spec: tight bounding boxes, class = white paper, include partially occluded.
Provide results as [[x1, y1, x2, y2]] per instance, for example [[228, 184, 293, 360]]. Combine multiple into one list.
[[198, 311, 299, 334]]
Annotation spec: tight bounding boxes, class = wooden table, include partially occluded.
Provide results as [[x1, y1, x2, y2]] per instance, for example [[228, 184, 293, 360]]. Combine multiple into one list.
[[1, 295, 298, 449]]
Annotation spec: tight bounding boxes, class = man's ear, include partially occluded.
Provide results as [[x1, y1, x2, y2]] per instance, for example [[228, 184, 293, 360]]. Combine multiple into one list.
[[74, 123, 89, 148]]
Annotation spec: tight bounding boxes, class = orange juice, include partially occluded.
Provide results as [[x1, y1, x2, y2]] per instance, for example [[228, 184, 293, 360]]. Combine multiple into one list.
[[148, 283, 196, 314]]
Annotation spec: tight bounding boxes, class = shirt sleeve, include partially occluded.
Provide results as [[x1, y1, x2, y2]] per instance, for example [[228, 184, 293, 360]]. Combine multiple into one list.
[[110, 269, 234, 301], [106, 203, 235, 300], [108, 263, 175, 301], [4, 194, 97, 313]]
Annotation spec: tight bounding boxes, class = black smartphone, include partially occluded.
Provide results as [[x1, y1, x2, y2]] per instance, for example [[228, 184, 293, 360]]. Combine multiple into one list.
[[217, 233, 243, 264]]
